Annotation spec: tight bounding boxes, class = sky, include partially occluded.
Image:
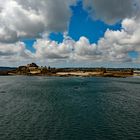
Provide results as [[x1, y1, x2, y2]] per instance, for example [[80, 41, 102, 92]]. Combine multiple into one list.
[[0, 0, 140, 67]]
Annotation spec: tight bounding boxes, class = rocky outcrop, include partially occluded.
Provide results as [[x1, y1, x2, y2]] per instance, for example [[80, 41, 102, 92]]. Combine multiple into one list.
[[15, 63, 40, 75], [0, 63, 136, 77], [27, 63, 39, 68]]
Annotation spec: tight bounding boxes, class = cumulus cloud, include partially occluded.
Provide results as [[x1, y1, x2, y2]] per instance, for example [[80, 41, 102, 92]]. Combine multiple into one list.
[[0, 26, 18, 43], [1, 16, 140, 66], [0, 0, 140, 66], [34, 36, 74, 60], [32, 35, 101, 63], [32, 17, 140, 63], [74, 37, 101, 60], [0, 0, 76, 43], [0, 42, 34, 66], [83, 0, 139, 24]]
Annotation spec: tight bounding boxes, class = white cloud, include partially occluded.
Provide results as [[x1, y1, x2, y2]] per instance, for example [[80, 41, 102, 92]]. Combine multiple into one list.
[[74, 36, 101, 60], [32, 18, 140, 64], [1, 16, 140, 67], [0, 0, 140, 67], [83, 0, 139, 24], [0, 0, 76, 43], [33, 35, 74, 60], [98, 17, 140, 62], [0, 42, 34, 66], [33, 17, 140, 64]]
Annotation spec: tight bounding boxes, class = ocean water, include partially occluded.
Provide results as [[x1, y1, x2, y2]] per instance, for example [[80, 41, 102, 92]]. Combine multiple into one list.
[[0, 76, 140, 140]]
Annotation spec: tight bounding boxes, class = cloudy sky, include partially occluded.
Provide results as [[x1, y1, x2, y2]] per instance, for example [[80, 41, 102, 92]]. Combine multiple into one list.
[[0, 0, 140, 67]]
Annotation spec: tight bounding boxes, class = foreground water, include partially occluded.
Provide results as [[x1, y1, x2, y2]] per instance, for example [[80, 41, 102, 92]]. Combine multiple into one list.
[[0, 76, 140, 140]]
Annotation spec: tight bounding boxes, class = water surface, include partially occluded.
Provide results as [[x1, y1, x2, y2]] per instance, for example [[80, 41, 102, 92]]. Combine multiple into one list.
[[0, 76, 140, 140]]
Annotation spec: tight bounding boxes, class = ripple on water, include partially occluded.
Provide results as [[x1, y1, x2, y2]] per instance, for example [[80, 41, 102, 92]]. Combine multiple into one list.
[[0, 76, 140, 140]]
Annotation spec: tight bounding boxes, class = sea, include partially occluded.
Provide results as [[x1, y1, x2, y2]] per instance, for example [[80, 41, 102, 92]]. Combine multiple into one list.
[[0, 76, 140, 140]]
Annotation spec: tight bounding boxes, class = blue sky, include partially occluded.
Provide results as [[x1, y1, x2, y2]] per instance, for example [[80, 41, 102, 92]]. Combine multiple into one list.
[[23, 1, 122, 51]]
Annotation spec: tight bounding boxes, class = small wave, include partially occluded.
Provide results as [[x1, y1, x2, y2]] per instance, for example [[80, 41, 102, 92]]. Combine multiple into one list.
[[0, 90, 6, 93]]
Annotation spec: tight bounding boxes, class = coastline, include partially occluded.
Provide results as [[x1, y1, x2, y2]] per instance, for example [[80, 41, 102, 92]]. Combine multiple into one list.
[[0, 63, 139, 78], [0, 70, 135, 78]]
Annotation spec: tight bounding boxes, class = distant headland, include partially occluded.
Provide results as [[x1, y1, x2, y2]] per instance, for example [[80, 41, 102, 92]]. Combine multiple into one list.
[[0, 63, 140, 78]]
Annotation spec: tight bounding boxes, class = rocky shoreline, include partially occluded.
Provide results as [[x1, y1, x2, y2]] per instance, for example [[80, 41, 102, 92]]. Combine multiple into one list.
[[1, 63, 139, 78]]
